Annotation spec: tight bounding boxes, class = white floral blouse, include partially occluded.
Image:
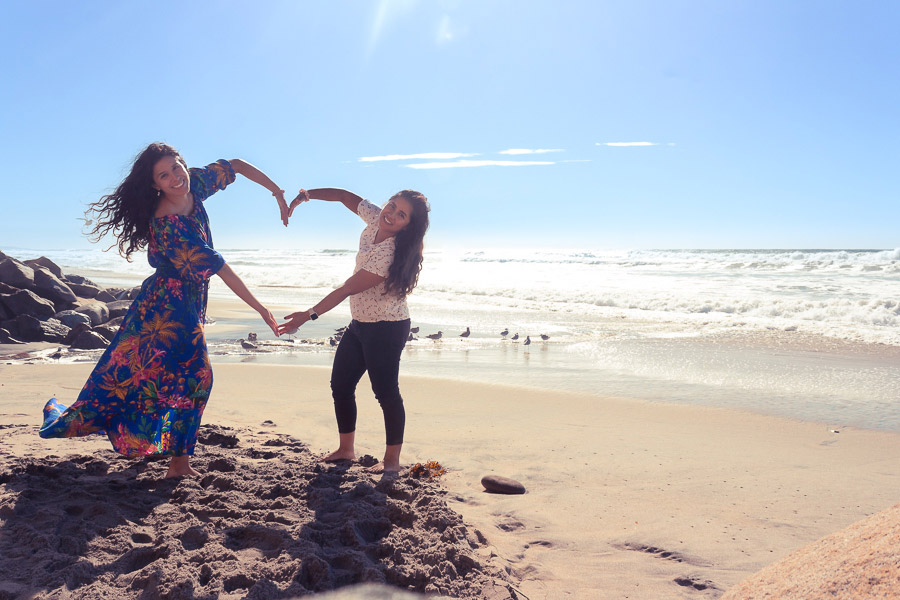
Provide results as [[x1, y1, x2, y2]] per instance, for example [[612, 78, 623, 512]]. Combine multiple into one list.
[[348, 199, 410, 322]]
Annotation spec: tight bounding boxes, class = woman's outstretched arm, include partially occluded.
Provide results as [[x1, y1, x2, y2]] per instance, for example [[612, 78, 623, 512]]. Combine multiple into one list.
[[216, 263, 279, 336], [288, 188, 363, 219], [277, 269, 384, 335], [229, 158, 290, 226]]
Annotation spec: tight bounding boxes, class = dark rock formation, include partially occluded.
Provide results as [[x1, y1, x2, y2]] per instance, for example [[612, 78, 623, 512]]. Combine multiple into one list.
[[16, 315, 70, 343], [63, 273, 103, 299], [0, 328, 23, 344], [105, 299, 133, 319], [93, 323, 120, 342], [0, 289, 57, 319], [75, 303, 110, 326], [53, 310, 93, 329], [33, 267, 78, 307], [23, 256, 63, 279], [0, 259, 35, 290], [70, 330, 110, 350], [0, 250, 141, 349]]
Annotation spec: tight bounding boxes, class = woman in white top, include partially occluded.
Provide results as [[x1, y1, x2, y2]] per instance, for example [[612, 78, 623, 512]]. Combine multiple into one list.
[[278, 188, 430, 473]]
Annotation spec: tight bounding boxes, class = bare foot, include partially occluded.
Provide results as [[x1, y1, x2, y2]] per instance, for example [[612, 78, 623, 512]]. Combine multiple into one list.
[[165, 456, 200, 479], [365, 461, 401, 474], [319, 449, 356, 463]]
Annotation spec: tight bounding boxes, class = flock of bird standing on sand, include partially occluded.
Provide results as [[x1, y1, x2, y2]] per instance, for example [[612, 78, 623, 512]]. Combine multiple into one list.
[[238, 326, 550, 351]]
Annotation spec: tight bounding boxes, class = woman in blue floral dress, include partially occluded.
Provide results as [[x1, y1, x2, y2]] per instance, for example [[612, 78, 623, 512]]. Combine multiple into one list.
[[40, 143, 287, 478]]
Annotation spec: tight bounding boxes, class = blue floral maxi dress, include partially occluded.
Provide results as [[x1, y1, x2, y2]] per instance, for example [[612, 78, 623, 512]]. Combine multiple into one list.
[[40, 160, 235, 457]]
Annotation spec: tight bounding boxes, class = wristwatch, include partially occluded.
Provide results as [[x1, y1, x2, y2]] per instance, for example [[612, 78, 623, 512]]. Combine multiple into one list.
[[308, 309, 318, 321]]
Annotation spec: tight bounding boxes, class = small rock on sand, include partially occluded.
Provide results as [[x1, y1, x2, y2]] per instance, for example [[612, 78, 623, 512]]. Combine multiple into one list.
[[481, 475, 526, 495]]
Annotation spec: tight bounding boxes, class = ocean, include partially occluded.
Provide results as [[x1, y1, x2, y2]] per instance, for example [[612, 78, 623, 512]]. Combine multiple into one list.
[[8, 247, 900, 431]]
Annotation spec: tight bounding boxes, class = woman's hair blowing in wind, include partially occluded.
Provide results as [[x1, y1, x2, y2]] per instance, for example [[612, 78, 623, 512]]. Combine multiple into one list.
[[87, 142, 184, 260], [384, 190, 430, 297]]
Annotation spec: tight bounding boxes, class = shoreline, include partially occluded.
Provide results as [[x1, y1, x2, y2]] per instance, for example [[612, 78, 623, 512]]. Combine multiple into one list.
[[4, 363, 900, 598], [6, 292, 899, 434]]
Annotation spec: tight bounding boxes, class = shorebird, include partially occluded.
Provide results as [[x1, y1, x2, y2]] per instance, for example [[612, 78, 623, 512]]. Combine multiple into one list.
[[460, 327, 470, 338], [410, 326, 420, 334], [524, 336, 531, 346], [426, 331, 443, 340], [50, 347, 63, 362], [511, 333, 519, 341], [407, 332, 417, 342], [540, 334, 550, 341], [329, 337, 337, 347], [247, 332, 258, 342], [240, 339, 257, 351], [500, 328, 509, 337]]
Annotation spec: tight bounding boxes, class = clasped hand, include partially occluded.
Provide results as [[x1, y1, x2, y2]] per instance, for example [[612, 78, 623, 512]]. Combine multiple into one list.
[[275, 188, 310, 226], [277, 310, 309, 336]]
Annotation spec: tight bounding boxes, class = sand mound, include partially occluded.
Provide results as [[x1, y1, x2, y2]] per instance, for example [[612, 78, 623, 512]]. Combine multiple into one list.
[[721, 502, 900, 600], [0, 424, 514, 599]]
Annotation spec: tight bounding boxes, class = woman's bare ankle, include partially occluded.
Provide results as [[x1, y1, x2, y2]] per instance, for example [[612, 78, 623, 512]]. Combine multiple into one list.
[[320, 448, 356, 463]]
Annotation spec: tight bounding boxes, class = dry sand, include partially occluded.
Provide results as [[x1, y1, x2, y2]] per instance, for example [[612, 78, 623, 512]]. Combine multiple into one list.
[[2, 362, 900, 599]]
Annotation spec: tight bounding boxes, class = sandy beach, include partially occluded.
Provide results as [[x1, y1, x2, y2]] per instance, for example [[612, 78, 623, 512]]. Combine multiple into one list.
[[3, 359, 900, 599]]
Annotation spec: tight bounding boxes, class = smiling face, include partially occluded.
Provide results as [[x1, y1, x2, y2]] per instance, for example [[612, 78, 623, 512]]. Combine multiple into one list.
[[379, 195, 414, 237], [152, 155, 190, 199]]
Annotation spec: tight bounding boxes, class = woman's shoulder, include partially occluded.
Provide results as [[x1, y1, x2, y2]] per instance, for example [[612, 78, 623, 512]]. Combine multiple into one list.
[[190, 160, 236, 201]]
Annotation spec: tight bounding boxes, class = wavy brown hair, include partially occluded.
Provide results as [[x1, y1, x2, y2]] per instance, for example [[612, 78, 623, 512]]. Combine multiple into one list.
[[384, 190, 430, 297], [87, 142, 185, 260]]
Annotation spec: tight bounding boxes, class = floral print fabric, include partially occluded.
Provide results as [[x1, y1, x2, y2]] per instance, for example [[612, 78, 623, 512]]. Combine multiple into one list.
[[348, 199, 409, 322], [39, 160, 235, 457]]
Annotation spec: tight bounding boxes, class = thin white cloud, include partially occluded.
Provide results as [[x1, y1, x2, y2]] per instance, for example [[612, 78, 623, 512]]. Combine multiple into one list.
[[367, 0, 417, 59], [499, 148, 564, 155], [597, 142, 658, 147], [405, 160, 555, 169], [436, 14, 453, 44], [359, 152, 478, 162]]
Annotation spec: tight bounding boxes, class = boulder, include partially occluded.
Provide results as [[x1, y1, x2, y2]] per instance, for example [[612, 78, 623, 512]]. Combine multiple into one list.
[[94, 323, 120, 342], [0, 282, 17, 295], [33, 267, 78, 306], [70, 330, 110, 350], [0, 259, 35, 290], [481, 475, 526, 495], [0, 328, 23, 344], [105, 299, 132, 319], [14, 314, 43, 341], [63, 274, 104, 299], [63, 273, 97, 286], [16, 315, 70, 343], [107, 316, 125, 327], [0, 289, 57, 319], [63, 323, 92, 346], [95, 289, 117, 303], [53, 310, 93, 329], [75, 303, 110, 326], [24, 256, 63, 279], [119, 286, 142, 300], [66, 281, 103, 298], [0, 319, 18, 336]]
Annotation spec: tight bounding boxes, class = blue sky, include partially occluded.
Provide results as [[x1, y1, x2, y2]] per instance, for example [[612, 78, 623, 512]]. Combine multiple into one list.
[[1, 0, 898, 252]]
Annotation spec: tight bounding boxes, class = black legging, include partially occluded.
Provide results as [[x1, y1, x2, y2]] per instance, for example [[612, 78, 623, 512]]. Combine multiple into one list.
[[330, 319, 410, 445]]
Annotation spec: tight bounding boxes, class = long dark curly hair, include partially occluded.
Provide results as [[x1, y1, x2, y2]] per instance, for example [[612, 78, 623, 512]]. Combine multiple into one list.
[[384, 190, 430, 297], [87, 142, 185, 260]]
